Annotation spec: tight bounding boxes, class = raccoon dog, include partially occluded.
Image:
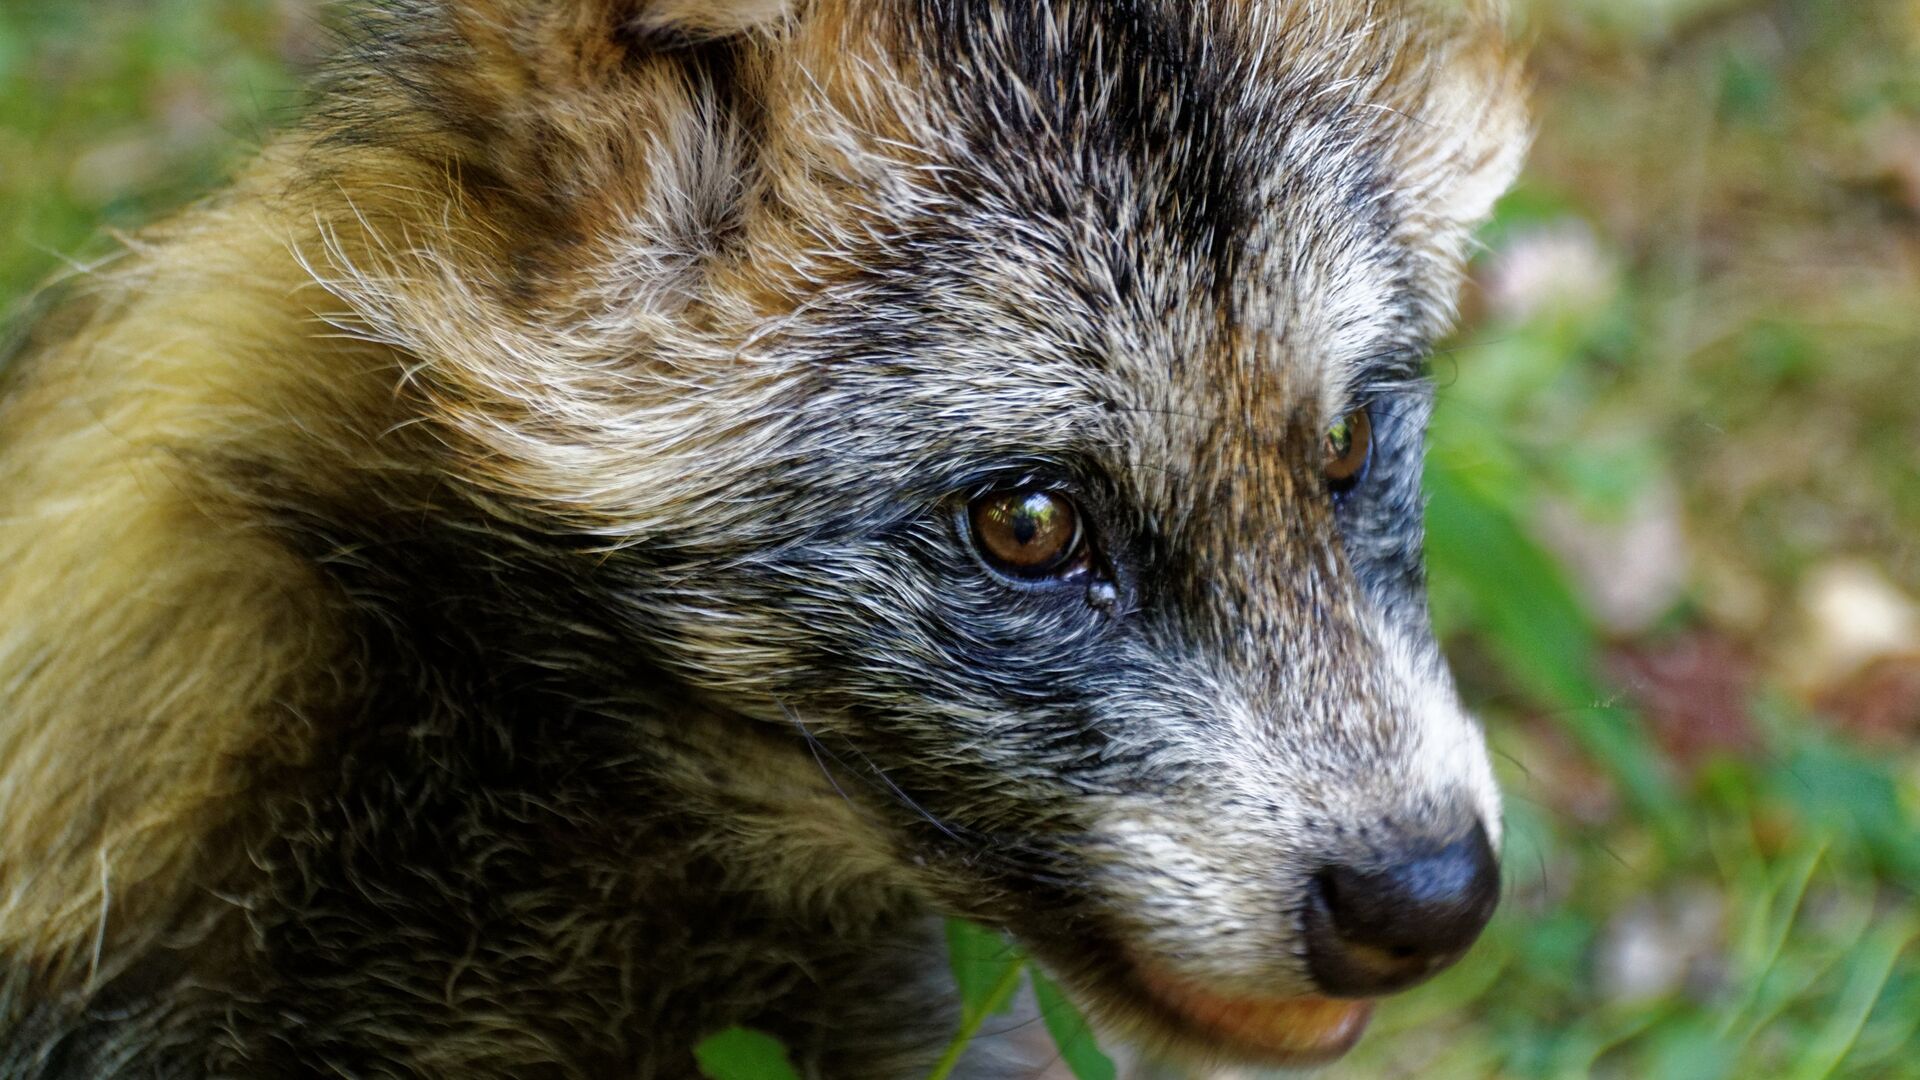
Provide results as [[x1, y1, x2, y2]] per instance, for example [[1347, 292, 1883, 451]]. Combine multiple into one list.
[[0, 0, 1526, 1075]]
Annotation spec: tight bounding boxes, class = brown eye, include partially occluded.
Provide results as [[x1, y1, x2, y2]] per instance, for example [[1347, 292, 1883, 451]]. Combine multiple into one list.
[[969, 489, 1083, 577], [1324, 407, 1373, 492]]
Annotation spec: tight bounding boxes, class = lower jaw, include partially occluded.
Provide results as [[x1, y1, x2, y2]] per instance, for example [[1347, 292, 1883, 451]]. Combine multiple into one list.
[[1119, 966, 1375, 1067]]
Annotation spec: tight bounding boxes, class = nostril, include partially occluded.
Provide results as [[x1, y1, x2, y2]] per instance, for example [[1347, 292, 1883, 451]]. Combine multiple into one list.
[[1303, 823, 1501, 998]]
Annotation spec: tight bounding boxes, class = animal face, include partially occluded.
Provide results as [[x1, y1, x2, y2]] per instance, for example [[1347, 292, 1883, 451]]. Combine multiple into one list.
[[318, 0, 1526, 1065]]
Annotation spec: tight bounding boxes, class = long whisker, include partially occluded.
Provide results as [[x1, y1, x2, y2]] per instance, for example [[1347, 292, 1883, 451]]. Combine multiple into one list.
[[828, 731, 965, 843], [782, 702, 866, 818]]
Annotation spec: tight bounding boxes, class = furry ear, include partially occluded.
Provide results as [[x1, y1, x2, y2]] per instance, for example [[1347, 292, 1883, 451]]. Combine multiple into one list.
[[1396, 1, 1531, 232], [1421, 28, 1530, 230], [329, 0, 796, 163], [320, 0, 802, 251]]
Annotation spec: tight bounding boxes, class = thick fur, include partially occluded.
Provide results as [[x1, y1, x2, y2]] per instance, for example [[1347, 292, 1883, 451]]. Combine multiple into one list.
[[0, 1, 1527, 1076]]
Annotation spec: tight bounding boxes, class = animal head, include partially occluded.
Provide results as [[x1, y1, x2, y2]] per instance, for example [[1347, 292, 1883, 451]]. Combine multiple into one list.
[[312, 0, 1526, 1065]]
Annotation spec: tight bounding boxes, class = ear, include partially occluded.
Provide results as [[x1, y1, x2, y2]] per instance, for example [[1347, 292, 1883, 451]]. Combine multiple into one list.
[[1421, 24, 1530, 230], [1365, 0, 1528, 341], [306, 0, 819, 535], [327, 0, 796, 187], [1393, 1, 1531, 233]]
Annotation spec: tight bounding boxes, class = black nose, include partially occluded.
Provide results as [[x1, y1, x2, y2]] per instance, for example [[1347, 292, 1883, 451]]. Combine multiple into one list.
[[1303, 824, 1500, 998]]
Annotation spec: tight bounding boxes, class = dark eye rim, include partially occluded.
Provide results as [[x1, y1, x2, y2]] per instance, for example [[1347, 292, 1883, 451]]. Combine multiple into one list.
[[958, 485, 1100, 584]]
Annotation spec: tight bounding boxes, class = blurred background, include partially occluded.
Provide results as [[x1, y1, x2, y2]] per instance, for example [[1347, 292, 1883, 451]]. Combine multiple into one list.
[[2, 1, 1915, 1077]]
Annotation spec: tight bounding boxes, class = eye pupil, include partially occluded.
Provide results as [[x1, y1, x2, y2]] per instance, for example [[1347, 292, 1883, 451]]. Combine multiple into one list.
[[970, 489, 1082, 576]]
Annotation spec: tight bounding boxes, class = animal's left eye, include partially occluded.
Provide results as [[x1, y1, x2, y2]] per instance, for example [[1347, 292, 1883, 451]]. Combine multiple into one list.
[[1324, 406, 1373, 494]]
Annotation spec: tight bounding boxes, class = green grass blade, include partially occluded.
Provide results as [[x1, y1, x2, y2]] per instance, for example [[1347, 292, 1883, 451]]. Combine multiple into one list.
[[1786, 916, 1916, 1080], [1721, 843, 1826, 1039]]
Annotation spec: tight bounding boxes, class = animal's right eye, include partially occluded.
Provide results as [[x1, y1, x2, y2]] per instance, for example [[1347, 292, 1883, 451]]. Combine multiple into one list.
[[1324, 406, 1373, 495], [967, 489, 1087, 579]]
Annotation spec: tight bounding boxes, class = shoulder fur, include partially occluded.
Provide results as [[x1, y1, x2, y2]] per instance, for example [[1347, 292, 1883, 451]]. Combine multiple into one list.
[[0, 168, 375, 973]]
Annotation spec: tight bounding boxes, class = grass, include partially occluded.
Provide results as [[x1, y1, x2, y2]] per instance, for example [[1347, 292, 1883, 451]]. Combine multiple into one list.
[[5, 2, 1917, 1077]]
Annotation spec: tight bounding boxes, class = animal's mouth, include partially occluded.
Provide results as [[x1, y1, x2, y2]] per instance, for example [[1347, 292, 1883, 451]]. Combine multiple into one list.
[[1112, 962, 1374, 1067]]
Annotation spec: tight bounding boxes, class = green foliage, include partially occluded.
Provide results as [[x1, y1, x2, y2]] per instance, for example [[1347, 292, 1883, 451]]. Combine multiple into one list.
[[942, 916, 1023, 1022], [1426, 462, 1683, 836], [1031, 968, 1118, 1080], [694, 1028, 802, 1080], [929, 920, 1120, 1080], [926, 920, 1027, 1080], [0, 0, 301, 306]]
